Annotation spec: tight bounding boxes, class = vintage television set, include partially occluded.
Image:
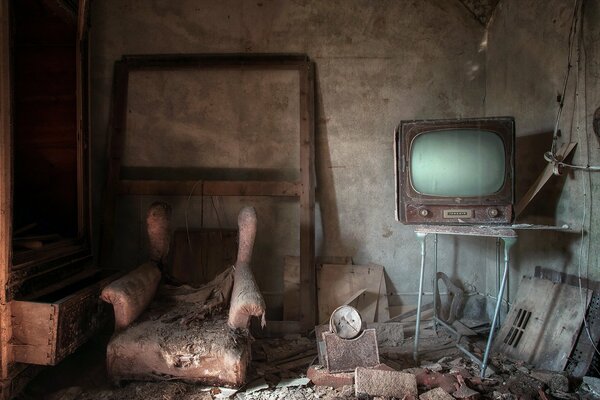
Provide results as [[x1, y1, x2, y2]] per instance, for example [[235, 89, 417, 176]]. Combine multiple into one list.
[[395, 117, 515, 225]]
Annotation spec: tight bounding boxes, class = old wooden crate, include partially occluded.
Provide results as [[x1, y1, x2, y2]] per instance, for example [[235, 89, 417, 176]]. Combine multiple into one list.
[[11, 269, 119, 365]]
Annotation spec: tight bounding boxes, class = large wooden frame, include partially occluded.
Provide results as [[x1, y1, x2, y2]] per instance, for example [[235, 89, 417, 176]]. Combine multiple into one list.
[[0, 0, 13, 384], [100, 53, 316, 331]]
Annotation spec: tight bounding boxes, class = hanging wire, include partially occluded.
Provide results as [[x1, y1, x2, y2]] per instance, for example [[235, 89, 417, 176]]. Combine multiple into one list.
[[545, 0, 600, 171]]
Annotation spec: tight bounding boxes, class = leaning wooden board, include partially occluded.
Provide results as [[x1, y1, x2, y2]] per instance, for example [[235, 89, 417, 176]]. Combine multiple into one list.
[[317, 264, 384, 324], [283, 256, 353, 321], [494, 276, 591, 371]]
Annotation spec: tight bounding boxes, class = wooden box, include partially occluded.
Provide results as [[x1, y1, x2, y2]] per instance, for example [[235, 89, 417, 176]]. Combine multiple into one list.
[[11, 270, 119, 366]]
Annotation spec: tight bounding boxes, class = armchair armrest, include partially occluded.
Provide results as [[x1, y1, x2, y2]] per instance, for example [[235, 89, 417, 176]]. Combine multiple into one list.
[[101, 262, 161, 330], [228, 263, 266, 329], [227, 207, 266, 329]]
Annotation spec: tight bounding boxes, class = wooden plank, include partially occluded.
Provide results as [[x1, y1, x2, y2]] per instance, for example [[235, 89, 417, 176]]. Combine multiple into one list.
[[317, 264, 383, 324], [514, 142, 577, 218], [494, 276, 591, 370], [283, 255, 353, 321], [0, 0, 12, 380], [99, 61, 129, 267], [10, 302, 56, 365], [122, 53, 310, 70], [75, 0, 90, 240], [343, 288, 367, 306], [374, 266, 390, 323], [283, 256, 301, 320], [118, 179, 301, 197], [387, 302, 434, 323], [298, 61, 316, 330]]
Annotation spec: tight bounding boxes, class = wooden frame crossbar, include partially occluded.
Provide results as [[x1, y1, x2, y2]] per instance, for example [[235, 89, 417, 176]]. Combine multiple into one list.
[[100, 53, 316, 330]]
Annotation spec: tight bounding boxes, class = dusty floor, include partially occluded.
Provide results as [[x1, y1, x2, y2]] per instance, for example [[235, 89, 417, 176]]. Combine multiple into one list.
[[15, 322, 600, 400]]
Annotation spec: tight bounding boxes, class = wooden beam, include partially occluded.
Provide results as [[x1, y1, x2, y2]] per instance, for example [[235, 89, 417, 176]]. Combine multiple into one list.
[[121, 53, 310, 70], [99, 61, 130, 267], [298, 61, 316, 330], [76, 0, 91, 240], [118, 180, 301, 197], [0, 0, 13, 379]]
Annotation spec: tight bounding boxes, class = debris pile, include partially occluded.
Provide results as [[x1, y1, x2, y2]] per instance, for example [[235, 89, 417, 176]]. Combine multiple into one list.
[[44, 334, 600, 400]]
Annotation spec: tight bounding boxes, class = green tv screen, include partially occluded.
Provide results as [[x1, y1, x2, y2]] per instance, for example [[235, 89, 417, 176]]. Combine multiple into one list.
[[410, 129, 506, 197]]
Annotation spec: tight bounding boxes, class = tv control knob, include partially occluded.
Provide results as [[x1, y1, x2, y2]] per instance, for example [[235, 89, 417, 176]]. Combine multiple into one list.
[[488, 208, 499, 218], [419, 209, 430, 217]]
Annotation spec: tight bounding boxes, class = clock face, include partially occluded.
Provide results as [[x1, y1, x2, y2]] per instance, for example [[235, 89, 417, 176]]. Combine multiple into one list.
[[329, 305, 363, 339]]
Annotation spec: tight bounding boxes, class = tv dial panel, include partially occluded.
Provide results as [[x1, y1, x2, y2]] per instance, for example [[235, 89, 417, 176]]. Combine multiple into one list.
[[406, 204, 513, 224]]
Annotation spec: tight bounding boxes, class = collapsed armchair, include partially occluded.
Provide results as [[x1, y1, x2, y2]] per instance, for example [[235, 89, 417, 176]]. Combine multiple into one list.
[[100, 205, 266, 387]]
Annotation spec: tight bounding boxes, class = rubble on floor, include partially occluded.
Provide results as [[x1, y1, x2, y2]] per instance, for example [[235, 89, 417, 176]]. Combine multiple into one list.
[[43, 333, 600, 400]]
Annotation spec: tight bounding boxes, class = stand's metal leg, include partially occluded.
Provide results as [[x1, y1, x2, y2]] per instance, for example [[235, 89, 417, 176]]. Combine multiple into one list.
[[481, 236, 516, 378], [433, 234, 439, 333], [414, 232, 428, 362], [495, 237, 501, 328]]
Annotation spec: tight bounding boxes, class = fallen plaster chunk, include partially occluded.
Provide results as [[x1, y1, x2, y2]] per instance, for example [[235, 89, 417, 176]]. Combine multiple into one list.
[[421, 362, 443, 372], [245, 378, 269, 394], [355, 367, 418, 398], [419, 387, 454, 400], [276, 377, 310, 388], [213, 387, 239, 399], [530, 370, 569, 393]]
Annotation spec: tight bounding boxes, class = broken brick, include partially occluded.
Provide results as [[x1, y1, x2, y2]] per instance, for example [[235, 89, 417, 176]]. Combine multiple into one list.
[[307, 363, 396, 388], [414, 369, 457, 393], [355, 367, 418, 398], [307, 365, 354, 388]]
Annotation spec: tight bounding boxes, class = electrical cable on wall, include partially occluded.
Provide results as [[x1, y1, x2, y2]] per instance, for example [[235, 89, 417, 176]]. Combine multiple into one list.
[[553, 0, 600, 359], [545, 0, 600, 172]]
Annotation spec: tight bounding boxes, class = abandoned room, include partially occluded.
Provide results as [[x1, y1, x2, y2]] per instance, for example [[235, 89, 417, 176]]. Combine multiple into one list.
[[1, 0, 600, 398]]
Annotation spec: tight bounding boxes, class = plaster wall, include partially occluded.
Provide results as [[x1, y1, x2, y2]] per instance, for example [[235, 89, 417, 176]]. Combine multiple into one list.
[[90, 0, 487, 317], [485, 0, 600, 305]]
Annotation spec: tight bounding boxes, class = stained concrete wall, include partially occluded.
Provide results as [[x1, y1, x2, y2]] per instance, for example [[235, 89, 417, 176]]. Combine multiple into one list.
[[90, 0, 488, 317], [485, 0, 600, 305]]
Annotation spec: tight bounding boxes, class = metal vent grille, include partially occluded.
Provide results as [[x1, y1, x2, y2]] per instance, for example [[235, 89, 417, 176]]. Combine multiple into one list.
[[504, 308, 532, 347], [566, 292, 600, 377]]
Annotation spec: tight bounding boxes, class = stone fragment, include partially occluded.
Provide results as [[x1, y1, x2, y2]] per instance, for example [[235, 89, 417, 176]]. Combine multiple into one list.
[[422, 362, 443, 372], [419, 387, 454, 400], [355, 367, 418, 398], [530, 370, 569, 393]]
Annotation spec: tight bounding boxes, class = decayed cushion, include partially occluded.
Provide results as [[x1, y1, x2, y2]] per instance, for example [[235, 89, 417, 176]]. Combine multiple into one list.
[[106, 306, 250, 387], [101, 262, 161, 330]]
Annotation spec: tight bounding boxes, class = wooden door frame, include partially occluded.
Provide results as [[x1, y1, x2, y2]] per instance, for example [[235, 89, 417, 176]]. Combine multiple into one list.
[[0, 0, 13, 383]]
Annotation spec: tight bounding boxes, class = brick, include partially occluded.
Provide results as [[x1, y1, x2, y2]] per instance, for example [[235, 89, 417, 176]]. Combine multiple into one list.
[[307, 363, 395, 388], [414, 369, 457, 393], [420, 387, 454, 400], [355, 367, 418, 398], [307, 365, 354, 388]]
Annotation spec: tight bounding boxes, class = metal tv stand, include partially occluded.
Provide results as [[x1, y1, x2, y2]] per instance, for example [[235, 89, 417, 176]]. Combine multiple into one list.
[[412, 225, 517, 378]]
